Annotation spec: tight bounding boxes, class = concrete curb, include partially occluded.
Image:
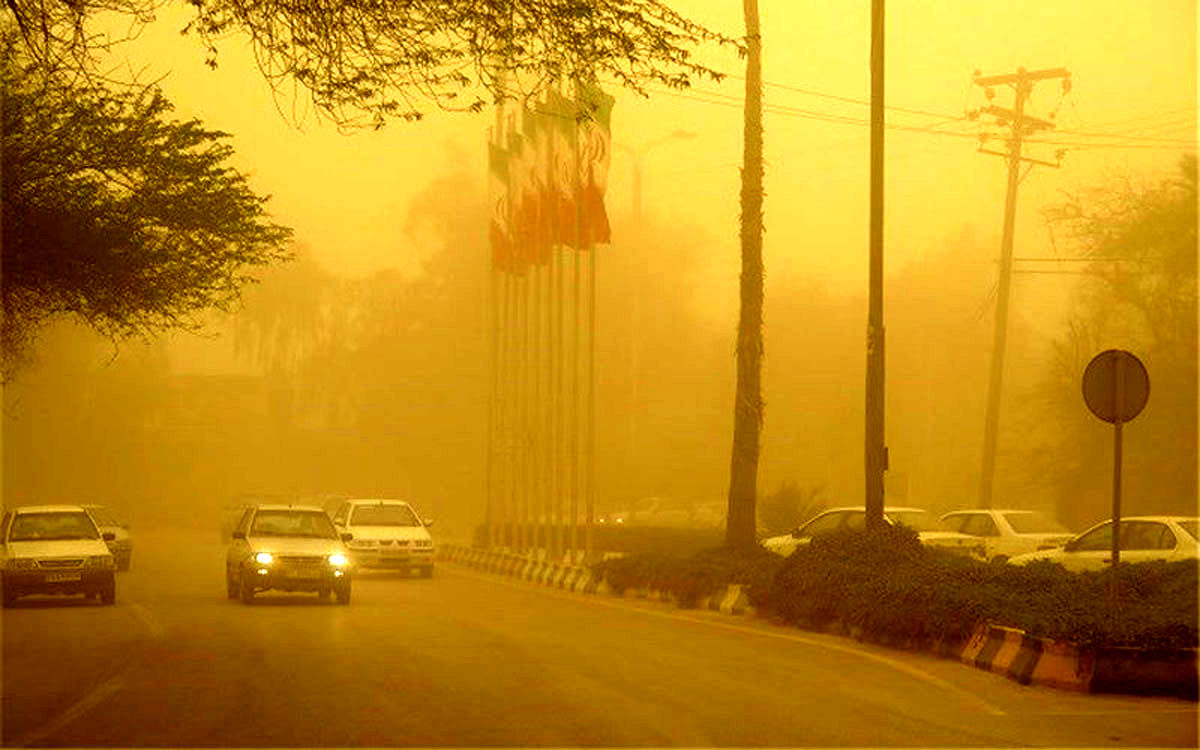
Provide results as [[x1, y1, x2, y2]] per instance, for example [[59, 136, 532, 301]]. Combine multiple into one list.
[[435, 544, 1197, 699]]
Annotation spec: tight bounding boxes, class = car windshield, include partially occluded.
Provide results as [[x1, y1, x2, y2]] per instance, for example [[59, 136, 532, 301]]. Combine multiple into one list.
[[885, 510, 943, 533], [350, 504, 420, 527], [87, 507, 119, 526], [250, 510, 337, 538], [1178, 520, 1198, 541], [1003, 511, 1071, 534], [9, 511, 100, 541]]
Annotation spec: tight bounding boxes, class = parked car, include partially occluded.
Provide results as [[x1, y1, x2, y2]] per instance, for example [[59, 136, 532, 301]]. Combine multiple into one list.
[[225, 504, 353, 604], [761, 506, 985, 559], [329, 498, 436, 577], [1, 504, 117, 607], [939, 508, 1074, 564], [598, 497, 725, 529], [1009, 516, 1200, 572], [82, 505, 133, 571]]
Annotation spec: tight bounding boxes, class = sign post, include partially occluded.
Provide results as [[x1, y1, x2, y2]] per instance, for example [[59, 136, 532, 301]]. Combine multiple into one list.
[[1082, 349, 1149, 610]]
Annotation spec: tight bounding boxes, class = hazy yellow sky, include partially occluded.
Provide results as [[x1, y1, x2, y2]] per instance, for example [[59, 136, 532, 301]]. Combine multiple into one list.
[[117, 0, 1195, 321]]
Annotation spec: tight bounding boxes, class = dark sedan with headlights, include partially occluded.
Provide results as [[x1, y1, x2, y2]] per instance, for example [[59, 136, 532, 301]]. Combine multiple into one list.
[[224, 504, 353, 604]]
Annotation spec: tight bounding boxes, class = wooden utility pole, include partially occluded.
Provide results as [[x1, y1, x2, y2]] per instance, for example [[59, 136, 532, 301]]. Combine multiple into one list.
[[864, 0, 886, 528], [974, 66, 1069, 509]]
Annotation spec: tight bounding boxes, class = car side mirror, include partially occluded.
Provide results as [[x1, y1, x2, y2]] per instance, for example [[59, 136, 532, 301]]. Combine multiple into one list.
[[1063, 539, 1078, 552], [340, 532, 353, 542], [102, 532, 116, 542], [232, 531, 246, 540], [423, 518, 434, 528]]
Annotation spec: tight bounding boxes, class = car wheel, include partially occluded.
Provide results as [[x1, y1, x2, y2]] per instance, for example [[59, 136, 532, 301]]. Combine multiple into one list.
[[2, 589, 15, 608], [990, 555, 1010, 566], [317, 587, 331, 601], [118, 555, 131, 572], [99, 576, 116, 605], [239, 572, 256, 604], [226, 571, 239, 599], [420, 566, 434, 578], [335, 583, 351, 605]]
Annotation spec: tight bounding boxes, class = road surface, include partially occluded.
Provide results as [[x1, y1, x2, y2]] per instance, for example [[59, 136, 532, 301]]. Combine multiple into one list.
[[3, 527, 1196, 747]]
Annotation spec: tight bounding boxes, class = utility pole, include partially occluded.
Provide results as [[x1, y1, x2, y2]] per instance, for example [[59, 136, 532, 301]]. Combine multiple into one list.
[[864, 0, 886, 528], [974, 66, 1069, 509]]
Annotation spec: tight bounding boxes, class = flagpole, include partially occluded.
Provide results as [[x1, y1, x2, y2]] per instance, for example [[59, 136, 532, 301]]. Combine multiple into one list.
[[586, 240, 596, 565], [485, 125, 499, 550]]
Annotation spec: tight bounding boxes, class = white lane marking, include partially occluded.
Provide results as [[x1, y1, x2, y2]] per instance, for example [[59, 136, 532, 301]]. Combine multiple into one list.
[[6, 675, 124, 748], [447, 566, 1007, 716], [128, 602, 165, 639]]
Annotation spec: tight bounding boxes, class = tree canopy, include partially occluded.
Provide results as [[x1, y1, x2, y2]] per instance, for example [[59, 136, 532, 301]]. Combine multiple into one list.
[[6, 0, 738, 128], [1022, 155, 1197, 526], [1, 34, 293, 377]]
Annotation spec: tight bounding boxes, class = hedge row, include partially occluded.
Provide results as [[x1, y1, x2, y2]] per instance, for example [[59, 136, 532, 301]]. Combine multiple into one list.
[[589, 524, 1199, 651]]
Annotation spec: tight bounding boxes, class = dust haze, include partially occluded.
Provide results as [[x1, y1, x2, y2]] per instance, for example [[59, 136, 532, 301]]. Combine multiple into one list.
[[2, 0, 1196, 539]]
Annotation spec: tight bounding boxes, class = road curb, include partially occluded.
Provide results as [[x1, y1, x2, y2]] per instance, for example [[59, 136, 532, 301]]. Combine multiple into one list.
[[436, 544, 1197, 699]]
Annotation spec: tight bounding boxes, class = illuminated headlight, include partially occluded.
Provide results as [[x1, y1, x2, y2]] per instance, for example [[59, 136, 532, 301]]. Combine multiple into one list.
[[85, 555, 115, 569], [328, 553, 348, 566], [8, 558, 38, 570], [254, 552, 274, 565]]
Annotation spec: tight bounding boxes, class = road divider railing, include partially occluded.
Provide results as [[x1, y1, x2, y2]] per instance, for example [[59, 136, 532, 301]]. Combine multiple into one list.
[[436, 543, 1198, 699]]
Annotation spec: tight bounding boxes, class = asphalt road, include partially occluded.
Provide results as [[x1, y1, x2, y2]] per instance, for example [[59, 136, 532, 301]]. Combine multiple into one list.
[[3, 527, 1196, 747]]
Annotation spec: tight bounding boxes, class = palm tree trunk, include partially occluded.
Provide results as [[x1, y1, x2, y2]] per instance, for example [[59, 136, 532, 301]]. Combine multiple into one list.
[[726, 0, 764, 550]]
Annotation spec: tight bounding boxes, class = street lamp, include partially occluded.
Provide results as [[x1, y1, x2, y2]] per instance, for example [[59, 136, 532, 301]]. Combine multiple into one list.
[[615, 130, 697, 222]]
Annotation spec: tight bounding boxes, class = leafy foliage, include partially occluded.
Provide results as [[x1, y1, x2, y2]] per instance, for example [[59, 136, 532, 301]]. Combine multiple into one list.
[[593, 545, 782, 609], [592, 526, 1198, 651], [1021, 156, 1197, 527], [1, 37, 292, 377], [5, 0, 740, 128], [757, 480, 826, 536], [770, 527, 1198, 650]]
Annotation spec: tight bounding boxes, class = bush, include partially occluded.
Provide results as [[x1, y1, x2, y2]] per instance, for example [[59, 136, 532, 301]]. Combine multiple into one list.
[[768, 527, 1198, 650], [591, 545, 783, 609]]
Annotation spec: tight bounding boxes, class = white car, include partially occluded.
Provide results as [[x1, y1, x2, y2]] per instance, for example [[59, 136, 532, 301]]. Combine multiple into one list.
[[1, 505, 118, 607], [761, 506, 984, 559], [939, 508, 1075, 564], [330, 499, 436, 577], [225, 504, 353, 604], [1009, 516, 1200, 572]]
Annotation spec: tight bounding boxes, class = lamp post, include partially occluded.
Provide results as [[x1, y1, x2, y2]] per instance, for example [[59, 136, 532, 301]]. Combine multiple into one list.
[[612, 129, 696, 507], [615, 130, 697, 222]]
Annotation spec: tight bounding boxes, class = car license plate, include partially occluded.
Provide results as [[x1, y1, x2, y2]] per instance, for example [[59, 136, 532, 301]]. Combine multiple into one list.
[[46, 572, 82, 582]]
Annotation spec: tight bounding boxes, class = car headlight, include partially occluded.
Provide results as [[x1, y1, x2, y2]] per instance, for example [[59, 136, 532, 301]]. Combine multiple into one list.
[[85, 555, 115, 569], [328, 553, 348, 566], [254, 552, 274, 565], [8, 558, 38, 570]]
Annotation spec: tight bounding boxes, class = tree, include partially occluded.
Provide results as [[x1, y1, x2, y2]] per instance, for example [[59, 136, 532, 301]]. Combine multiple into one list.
[[1021, 155, 1197, 527], [725, 0, 763, 550], [5, 0, 738, 128], [1, 34, 293, 378]]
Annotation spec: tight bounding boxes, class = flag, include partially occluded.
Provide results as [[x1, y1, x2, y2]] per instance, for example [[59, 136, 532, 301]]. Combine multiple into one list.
[[575, 81, 615, 247], [488, 139, 513, 272]]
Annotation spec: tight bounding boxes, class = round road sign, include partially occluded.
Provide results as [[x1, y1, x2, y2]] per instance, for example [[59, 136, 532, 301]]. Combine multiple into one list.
[[1082, 349, 1149, 423]]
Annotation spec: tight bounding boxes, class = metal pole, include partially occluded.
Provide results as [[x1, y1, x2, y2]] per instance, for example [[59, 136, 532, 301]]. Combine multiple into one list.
[[865, 0, 886, 527]]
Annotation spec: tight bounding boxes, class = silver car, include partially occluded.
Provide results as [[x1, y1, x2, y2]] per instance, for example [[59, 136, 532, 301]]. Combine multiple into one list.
[[225, 504, 353, 604]]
